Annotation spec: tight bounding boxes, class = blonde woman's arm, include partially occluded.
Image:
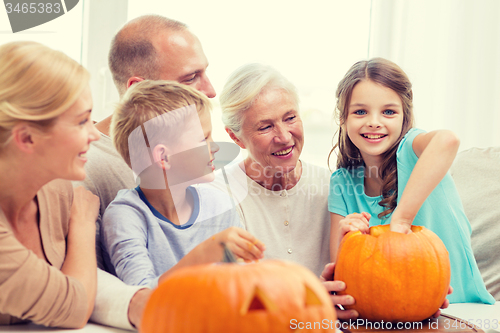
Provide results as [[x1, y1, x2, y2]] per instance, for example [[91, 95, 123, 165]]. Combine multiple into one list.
[[60, 186, 99, 327], [0, 185, 98, 328]]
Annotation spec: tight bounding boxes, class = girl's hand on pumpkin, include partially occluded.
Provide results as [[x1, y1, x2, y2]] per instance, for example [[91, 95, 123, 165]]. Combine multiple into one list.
[[389, 208, 413, 234], [389, 218, 412, 234], [320, 263, 359, 320], [339, 212, 370, 239], [215, 227, 265, 261]]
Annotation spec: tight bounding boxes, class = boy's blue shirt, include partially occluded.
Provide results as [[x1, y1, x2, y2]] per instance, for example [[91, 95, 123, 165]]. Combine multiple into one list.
[[136, 186, 199, 229], [101, 185, 242, 288]]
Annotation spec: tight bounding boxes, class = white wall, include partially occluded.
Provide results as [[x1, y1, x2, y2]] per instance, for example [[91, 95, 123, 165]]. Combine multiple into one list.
[[125, 0, 372, 168], [369, 0, 500, 152], [0, 1, 83, 61]]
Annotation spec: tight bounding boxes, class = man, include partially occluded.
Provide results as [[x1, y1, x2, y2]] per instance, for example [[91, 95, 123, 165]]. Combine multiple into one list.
[[74, 14, 216, 329], [99, 15, 215, 135]]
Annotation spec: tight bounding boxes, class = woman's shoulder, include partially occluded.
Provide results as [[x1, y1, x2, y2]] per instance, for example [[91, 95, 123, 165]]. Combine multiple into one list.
[[299, 161, 332, 183], [301, 161, 328, 172], [37, 179, 74, 237], [39, 179, 74, 202]]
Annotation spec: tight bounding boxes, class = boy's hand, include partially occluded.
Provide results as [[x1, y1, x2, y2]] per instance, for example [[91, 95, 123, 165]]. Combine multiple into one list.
[[339, 212, 370, 240], [214, 227, 265, 261]]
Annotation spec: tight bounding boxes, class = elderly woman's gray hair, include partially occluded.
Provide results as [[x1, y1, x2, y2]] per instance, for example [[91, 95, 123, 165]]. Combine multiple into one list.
[[219, 63, 299, 134]]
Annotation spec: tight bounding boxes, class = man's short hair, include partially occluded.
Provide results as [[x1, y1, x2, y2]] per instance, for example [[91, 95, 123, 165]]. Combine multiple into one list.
[[108, 15, 187, 96], [111, 80, 211, 177]]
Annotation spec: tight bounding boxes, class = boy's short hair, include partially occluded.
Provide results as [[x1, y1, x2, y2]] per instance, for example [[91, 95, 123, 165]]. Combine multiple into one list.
[[111, 80, 211, 176]]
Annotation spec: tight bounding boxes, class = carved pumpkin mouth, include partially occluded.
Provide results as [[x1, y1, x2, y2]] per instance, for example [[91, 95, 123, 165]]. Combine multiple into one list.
[[141, 257, 337, 333], [240, 283, 324, 316], [240, 286, 278, 314]]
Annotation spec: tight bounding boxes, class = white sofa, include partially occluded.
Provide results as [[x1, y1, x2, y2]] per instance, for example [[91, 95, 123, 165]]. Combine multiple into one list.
[[450, 146, 500, 301]]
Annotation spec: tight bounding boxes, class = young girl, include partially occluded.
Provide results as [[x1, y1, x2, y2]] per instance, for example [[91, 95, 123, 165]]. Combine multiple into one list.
[[328, 57, 494, 304]]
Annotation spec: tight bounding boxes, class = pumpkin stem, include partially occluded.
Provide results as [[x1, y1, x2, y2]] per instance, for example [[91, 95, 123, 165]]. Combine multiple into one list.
[[220, 242, 238, 263]]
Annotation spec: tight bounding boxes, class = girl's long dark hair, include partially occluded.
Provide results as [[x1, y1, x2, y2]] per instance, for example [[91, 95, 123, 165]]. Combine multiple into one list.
[[328, 58, 415, 219]]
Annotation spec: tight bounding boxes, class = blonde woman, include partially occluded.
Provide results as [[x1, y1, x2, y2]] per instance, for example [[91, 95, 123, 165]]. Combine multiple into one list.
[[0, 41, 100, 328]]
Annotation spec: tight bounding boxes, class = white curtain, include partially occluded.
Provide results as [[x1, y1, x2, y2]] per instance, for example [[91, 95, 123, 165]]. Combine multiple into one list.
[[125, 0, 372, 168], [369, 0, 500, 151], [81, 0, 500, 163]]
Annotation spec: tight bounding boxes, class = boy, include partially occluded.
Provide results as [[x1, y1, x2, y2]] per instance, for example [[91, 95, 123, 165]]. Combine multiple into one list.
[[101, 80, 265, 287]]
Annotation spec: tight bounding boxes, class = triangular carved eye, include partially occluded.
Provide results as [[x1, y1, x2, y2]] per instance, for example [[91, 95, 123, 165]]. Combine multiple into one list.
[[241, 286, 278, 314], [305, 285, 323, 306]]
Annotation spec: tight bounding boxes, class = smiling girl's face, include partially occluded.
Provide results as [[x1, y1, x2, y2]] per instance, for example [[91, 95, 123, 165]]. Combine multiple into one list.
[[344, 79, 404, 166]]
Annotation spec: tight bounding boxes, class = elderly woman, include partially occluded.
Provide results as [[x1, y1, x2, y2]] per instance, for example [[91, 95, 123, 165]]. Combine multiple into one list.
[[219, 63, 330, 275], [0, 41, 100, 328], [217, 64, 359, 319]]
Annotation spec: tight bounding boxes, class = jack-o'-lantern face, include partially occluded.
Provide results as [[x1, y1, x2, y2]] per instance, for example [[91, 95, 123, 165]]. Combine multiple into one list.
[[141, 260, 337, 333]]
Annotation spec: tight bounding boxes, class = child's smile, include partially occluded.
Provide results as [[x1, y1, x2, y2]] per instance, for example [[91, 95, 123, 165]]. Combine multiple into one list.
[[345, 79, 404, 165], [361, 133, 387, 140]]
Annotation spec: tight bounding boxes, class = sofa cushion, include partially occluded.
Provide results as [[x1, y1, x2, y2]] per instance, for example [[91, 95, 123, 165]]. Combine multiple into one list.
[[450, 146, 500, 300]]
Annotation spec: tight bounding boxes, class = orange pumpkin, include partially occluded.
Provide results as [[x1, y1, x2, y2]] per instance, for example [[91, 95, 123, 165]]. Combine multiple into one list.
[[141, 260, 337, 333], [334, 225, 450, 322]]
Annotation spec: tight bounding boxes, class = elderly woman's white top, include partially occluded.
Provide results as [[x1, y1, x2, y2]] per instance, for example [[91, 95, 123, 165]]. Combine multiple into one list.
[[204, 160, 331, 276]]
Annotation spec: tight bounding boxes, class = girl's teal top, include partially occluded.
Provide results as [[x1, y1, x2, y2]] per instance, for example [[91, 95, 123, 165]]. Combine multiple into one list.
[[328, 128, 495, 304]]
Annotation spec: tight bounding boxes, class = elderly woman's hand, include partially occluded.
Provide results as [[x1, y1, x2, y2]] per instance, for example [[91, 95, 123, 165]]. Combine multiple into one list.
[[320, 263, 359, 320]]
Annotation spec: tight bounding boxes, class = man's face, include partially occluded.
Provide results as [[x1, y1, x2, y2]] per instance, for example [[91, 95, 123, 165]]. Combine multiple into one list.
[[153, 30, 216, 98]]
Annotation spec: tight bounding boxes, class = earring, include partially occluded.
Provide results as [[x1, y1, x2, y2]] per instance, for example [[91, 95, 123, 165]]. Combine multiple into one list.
[[160, 155, 169, 169]]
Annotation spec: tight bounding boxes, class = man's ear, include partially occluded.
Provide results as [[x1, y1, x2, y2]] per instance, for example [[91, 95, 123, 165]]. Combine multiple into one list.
[[225, 127, 245, 149], [127, 77, 145, 90], [11, 123, 36, 153], [152, 144, 170, 170]]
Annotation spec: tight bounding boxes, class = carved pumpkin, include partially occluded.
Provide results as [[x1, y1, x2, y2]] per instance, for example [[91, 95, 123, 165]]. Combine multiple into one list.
[[141, 260, 337, 333], [334, 225, 450, 322]]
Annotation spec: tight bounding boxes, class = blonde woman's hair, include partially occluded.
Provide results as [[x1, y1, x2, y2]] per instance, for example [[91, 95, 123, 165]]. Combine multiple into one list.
[[219, 63, 299, 135], [0, 41, 90, 150], [111, 80, 211, 174]]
